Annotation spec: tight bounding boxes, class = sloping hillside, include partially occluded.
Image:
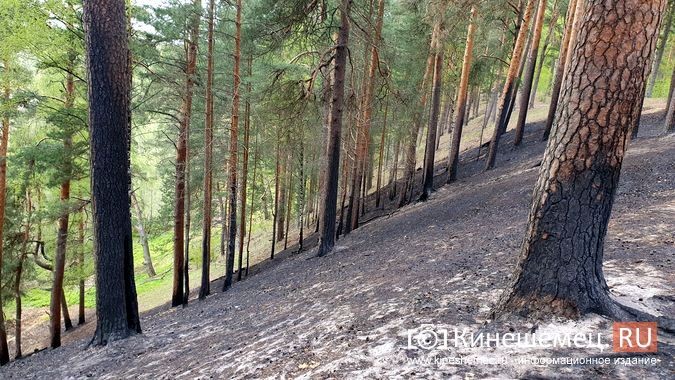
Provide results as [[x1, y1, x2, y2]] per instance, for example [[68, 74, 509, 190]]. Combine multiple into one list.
[[2, 106, 674, 379]]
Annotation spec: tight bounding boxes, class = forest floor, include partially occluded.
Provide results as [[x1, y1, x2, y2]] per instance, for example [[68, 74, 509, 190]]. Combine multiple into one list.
[[2, 102, 674, 379]]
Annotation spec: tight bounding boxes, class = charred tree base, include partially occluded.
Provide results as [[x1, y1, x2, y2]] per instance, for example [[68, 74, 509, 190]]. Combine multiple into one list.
[[492, 287, 675, 334], [90, 322, 141, 347]]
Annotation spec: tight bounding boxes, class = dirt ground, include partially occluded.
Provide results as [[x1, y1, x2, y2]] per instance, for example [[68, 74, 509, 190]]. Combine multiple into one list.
[[1, 105, 673, 379]]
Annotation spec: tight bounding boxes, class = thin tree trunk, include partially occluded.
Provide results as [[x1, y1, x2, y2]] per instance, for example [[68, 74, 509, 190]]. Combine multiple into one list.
[[284, 168, 292, 250], [246, 137, 258, 276], [530, 1, 560, 109], [217, 183, 227, 258], [398, 50, 435, 207], [495, 0, 665, 320], [14, 183, 32, 359], [131, 191, 155, 277], [224, 0, 242, 291], [50, 63, 76, 348], [78, 212, 85, 325], [0, 63, 10, 366], [514, 0, 548, 146], [298, 136, 305, 252], [388, 135, 400, 201], [447, 6, 477, 182], [346, 0, 385, 233], [317, 0, 352, 257], [84, 0, 141, 346], [485, 0, 536, 170], [184, 121, 192, 304], [375, 98, 389, 208], [271, 145, 280, 259], [238, 56, 252, 282], [647, 2, 673, 97], [276, 154, 287, 242], [420, 45, 445, 201], [200, 0, 215, 300], [542, 0, 580, 141], [172, 0, 201, 306]]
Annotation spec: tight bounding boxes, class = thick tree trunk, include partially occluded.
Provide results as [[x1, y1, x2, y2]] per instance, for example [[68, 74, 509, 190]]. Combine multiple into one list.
[[131, 192, 156, 277], [83, 0, 141, 345], [447, 6, 477, 182], [485, 0, 536, 169], [317, 0, 352, 257], [514, 0, 548, 146], [646, 2, 673, 97], [496, 0, 666, 320], [224, 0, 242, 291], [542, 0, 580, 141], [50, 66, 76, 349], [200, 0, 215, 300], [172, 0, 201, 306]]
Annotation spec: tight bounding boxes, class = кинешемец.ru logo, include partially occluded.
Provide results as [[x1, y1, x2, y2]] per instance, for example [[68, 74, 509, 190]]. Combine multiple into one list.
[[612, 322, 657, 353]]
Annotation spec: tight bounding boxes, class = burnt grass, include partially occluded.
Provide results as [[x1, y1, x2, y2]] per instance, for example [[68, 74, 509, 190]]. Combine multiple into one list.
[[1, 107, 674, 379]]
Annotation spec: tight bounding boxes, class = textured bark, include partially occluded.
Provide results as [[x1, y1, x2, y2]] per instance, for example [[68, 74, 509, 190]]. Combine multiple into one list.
[[173, 0, 201, 306], [447, 6, 477, 182], [665, 65, 675, 114], [514, 0, 548, 146], [317, 0, 352, 257], [131, 192, 155, 277], [646, 2, 673, 97], [224, 0, 242, 291], [542, 0, 580, 141], [238, 56, 252, 281], [485, 0, 537, 170], [83, 0, 141, 345], [496, 0, 666, 319], [50, 63, 76, 349], [200, 0, 215, 300]]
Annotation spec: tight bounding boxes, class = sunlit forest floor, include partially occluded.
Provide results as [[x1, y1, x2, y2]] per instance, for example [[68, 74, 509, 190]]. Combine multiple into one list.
[[2, 100, 674, 379]]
